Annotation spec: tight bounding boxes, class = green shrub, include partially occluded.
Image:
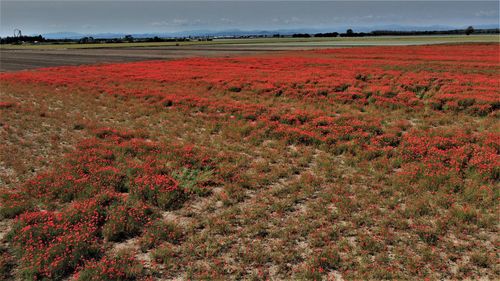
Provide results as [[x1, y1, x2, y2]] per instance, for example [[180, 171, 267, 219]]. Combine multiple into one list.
[[102, 200, 155, 242], [77, 251, 145, 281], [139, 220, 183, 251]]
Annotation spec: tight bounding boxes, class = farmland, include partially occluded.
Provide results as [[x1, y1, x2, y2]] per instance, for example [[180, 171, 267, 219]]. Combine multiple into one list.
[[0, 43, 499, 280], [1, 35, 498, 72], [1, 35, 498, 50]]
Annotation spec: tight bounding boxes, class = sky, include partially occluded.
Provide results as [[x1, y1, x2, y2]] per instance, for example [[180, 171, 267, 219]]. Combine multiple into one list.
[[1, 1, 499, 36]]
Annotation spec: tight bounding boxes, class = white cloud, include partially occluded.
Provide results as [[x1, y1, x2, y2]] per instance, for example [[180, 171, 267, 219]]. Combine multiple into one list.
[[271, 16, 302, 25], [82, 24, 96, 29], [151, 18, 205, 27], [475, 10, 498, 17], [219, 18, 234, 24]]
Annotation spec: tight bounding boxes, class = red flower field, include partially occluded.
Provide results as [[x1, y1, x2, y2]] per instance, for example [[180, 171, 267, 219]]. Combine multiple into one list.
[[0, 43, 499, 280]]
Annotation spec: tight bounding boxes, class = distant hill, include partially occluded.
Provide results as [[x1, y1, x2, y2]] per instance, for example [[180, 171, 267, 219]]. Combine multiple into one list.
[[39, 24, 500, 39]]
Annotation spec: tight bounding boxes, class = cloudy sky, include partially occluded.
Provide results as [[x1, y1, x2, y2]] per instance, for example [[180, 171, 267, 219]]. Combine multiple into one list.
[[1, 1, 499, 36]]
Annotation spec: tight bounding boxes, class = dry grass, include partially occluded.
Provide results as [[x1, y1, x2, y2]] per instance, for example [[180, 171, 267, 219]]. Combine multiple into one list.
[[0, 44, 498, 280]]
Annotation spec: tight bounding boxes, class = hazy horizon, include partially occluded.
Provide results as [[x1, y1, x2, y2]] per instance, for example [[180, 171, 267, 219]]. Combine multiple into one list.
[[1, 1, 499, 37]]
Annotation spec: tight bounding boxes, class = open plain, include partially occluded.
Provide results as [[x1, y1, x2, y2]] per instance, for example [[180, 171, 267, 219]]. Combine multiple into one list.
[[1, 35, 498, 71], [0, 36, 499, 280], [0, 46, 286, 71]]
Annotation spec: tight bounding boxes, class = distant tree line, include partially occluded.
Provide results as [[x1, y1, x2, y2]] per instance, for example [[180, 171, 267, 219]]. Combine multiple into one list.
[[77, 35, 192, 44], [0, 34, 193, 45], [2, 26, 498, 45], [145, 36, 190, 43], [0, 35, 45, 44], [314, 32, 340, 37], [292, 33, 311, 38], [0, 35, 84, 44], [370, 26, 498, 36], [289, 27, 499, 38]]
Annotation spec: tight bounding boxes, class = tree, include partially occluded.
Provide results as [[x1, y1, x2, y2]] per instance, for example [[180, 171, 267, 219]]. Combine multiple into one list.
[[346, 29, 354, 36], [124, 35, 134, 42], [465, 26, 474, 35], [314, 32, 339, 38], [79, 36, 95, 44], [292, 33, 311, 38]]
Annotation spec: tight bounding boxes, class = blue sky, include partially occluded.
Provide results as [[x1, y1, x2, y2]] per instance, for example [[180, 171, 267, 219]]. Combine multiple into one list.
[[1, 1, 499, 36]]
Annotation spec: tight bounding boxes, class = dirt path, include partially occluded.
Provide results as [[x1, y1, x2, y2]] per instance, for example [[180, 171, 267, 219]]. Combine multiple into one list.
[[0, 46, 292, 72]]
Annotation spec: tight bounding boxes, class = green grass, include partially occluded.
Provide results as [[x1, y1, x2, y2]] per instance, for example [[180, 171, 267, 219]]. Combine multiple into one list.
[[1, 34, 498, 49]]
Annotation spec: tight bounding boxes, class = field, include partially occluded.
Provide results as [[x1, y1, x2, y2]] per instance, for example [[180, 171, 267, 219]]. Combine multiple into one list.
[[0, 46, 286, 71], [1, 35, 498, 50], [0, 42, 499, 280], [2, 35, 499, 72]]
